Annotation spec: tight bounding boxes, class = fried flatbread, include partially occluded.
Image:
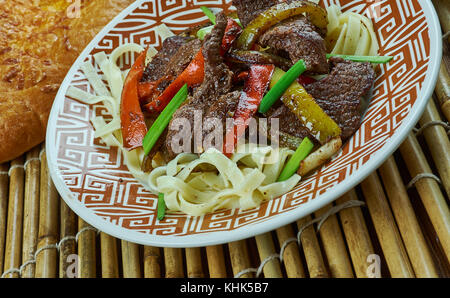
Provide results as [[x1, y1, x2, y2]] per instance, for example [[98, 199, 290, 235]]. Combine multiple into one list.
[[0, 0, 135, 163]]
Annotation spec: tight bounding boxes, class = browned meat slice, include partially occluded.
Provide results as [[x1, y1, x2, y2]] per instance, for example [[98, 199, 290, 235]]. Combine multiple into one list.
[[192, 13, 234, 105], [141, 37, 202, 95], [259, 16, 328, 74], [204, 91, 241, 124], [141, 35, 191, 82], [232, 0, 278, 27], [203, 91, 241, 149], [267, 104, 315, 141], [305, 57, 376, 139], [164, 98, 198, 156], [165, 13, 236, 157], [165, 39, 202, 78]]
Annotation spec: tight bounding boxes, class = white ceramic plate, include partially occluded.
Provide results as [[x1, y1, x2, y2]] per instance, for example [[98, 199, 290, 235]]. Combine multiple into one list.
[[46, 0, 442, 247]]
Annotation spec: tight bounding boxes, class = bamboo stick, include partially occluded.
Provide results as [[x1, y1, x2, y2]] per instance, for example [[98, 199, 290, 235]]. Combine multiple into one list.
[[418, 98, 450, 198], [3, 157, 25, 278], [59, 200, 77, 278], [228, 240, 254, 278], [0, 163, 9, 276], [21, 147, 41, 278], [185, 247, 205, 278], [435, 61, 450, 122], [336, 190, 375, 278], [121, 240, 141, 278], [35, 150, 59, 278], [297, 215, 328, 278], [100, 233, 119, 278], [399, 134, 450, 263], [206, 245, 227, 278], [254, 233, 283, 277], [77, 219, 97, 278], [379, 156, 439, 277], [164, 248, 184, 278], [361, 173, 415, 277], [275, 224, 306, 278], [143, 246, 162, 278], [314, 204, 354, 278]]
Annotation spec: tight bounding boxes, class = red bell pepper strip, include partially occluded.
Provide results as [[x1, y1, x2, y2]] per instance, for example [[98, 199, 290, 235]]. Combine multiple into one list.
[[297, 75, 316, 86], [143, 49, 205, 112], [137, 74, 174, 103], [223, 64, 275, 156], [138, 81, 157, 102], [233, 70, 249, 83], [143, 18, 242, 113], [221, 18, 242, 55], [120, 47, 148, 150]]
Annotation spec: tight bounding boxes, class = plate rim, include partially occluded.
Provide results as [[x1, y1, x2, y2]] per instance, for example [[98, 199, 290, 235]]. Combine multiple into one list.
[[46, 0, 443, 248]]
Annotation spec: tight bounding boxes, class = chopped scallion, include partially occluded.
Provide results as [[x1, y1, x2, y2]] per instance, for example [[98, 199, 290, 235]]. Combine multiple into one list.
[[157, 193, 166, 220], [197, 24, 214, 40], [277, 137, 314, 182], [326, 54, 393, 64], [258, 59, 306, 114], [142, 84, 188, 155], [200, 6, 216, 24]]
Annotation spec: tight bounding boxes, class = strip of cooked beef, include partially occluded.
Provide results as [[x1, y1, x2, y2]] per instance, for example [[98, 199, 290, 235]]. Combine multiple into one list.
[[259, 15, 328, 74], [232, 0, 278, 28], [267, 104, 316, 141], [141, 36, 202, 94], [305, 57, 376, 139], [203, 91, 241, 150], [141, 35, 191, 82], [165, 13, 236, 158], [192, 14, 234, 104], [164, 39, 202, 79]]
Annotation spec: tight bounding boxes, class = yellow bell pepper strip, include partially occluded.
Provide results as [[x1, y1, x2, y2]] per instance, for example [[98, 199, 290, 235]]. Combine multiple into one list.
[[120, 47, 148, 150], [269, 67, 342, 144], [235, 1, 328, 50]]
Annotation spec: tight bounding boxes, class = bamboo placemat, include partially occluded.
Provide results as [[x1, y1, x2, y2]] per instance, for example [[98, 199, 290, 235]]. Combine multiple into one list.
[[1, 1, 449, 279]]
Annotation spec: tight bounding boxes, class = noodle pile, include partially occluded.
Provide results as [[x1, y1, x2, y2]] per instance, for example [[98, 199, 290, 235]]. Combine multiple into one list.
[[326, 4, 379, 56]]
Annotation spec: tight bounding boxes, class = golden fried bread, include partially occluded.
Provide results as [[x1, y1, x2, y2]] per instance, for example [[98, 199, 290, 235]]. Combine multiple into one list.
[[0, 0, 134, 163]]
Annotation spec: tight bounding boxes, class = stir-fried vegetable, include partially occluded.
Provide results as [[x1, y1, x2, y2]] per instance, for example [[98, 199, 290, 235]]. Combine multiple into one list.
[[277, 137, 314, 181], [200, 6, 216, 24], [269, 67, 342, 144], [143, 50, 204, 113], [157, 193, 166, 220], [197, 25, 214, 40], [258, 59, 307, 114], [120, 47, 149, 150], [143, 84, 188, 155], [224, 64, 275, 156], [236, 1, 328, 50], [326, 54, 393, 64], [137, 75, 173, 103]]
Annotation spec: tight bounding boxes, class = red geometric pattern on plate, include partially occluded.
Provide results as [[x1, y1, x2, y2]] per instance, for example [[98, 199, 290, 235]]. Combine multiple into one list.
[[54, 0, 430, 236]]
